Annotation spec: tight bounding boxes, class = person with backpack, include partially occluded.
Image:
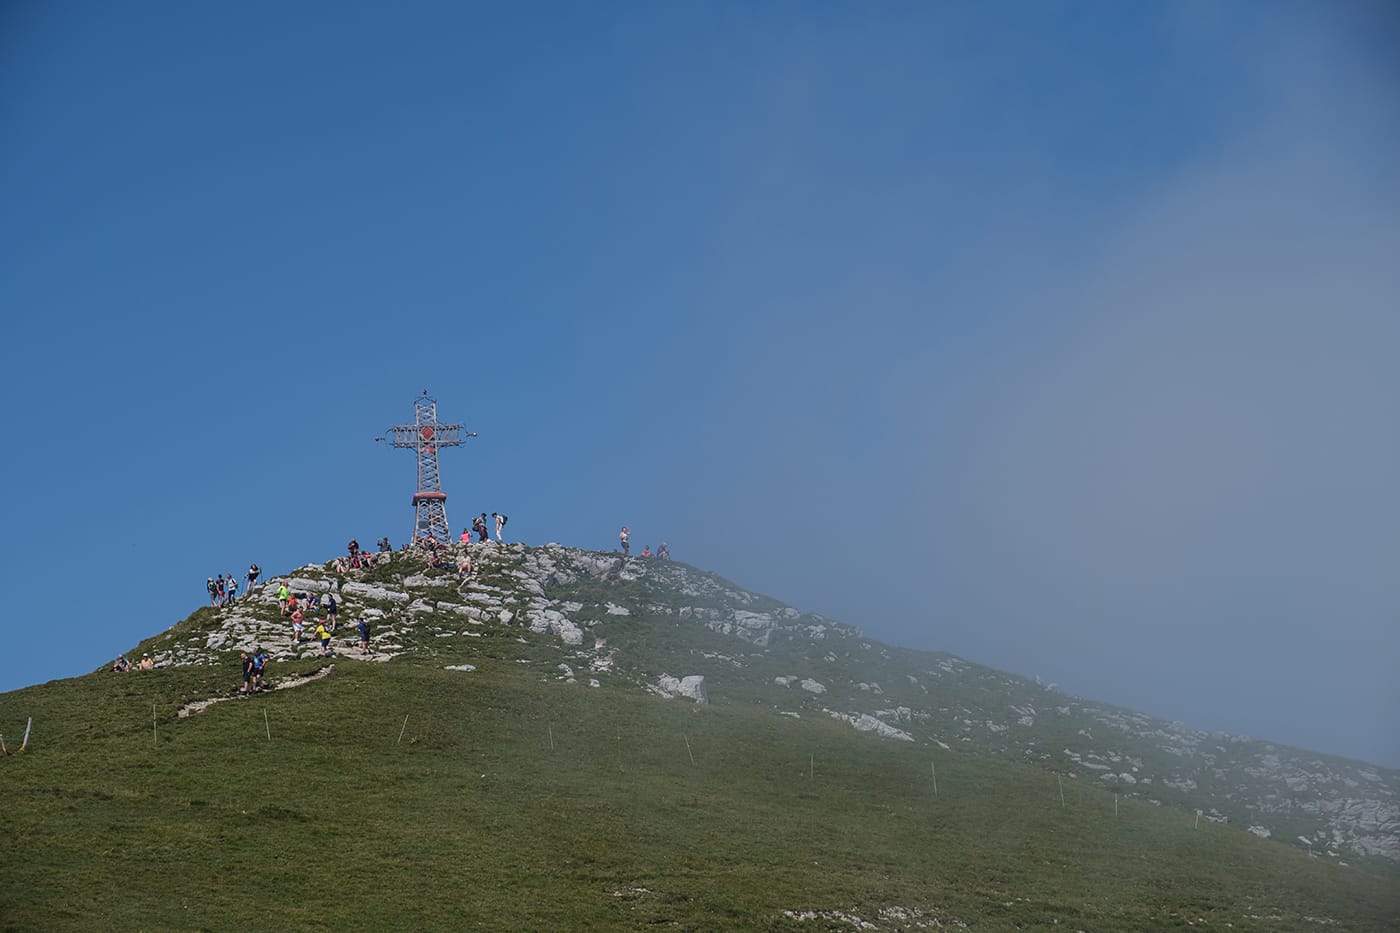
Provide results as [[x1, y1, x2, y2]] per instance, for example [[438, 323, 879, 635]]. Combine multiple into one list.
[[493, 512, 508, 543], [240, 652, 254, 695], [225, 573, 238, 605], [246, 563, 261, 595], [252, 650, 267, 691], [357, 618, 371, 655], [207, 577, 219, 606]]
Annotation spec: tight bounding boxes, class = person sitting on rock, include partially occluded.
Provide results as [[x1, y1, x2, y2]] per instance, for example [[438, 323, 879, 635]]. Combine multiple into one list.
[[139, 654, 155, 670], [658, 542, 671, 560], [456, 552, 473, 576], [641, 545, 651, 558], [378, 537, 391, 552], [112, 656, 130, 673]]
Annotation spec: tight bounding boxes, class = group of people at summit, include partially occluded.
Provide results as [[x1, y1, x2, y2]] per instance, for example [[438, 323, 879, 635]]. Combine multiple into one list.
[[116, 517, 674, 682]]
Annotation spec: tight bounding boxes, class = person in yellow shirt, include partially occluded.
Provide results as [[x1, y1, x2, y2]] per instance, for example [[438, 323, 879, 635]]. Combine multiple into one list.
[[316, 621, 333, 657], [277, 582, 290, 615]]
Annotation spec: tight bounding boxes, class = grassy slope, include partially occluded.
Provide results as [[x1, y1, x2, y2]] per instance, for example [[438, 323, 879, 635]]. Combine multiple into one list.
[[3, 653, 1398, 931]]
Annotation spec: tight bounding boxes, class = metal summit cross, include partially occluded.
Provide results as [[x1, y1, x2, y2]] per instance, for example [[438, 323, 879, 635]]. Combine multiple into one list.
[[380, 390, 475, 547]]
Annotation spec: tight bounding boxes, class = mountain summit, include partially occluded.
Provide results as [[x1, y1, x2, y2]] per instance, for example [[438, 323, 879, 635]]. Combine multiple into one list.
[[3, 542, 1397, 929]]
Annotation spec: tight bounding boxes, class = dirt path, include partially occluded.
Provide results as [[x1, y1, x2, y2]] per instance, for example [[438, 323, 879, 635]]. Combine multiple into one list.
[[177, 665, 336, 718]]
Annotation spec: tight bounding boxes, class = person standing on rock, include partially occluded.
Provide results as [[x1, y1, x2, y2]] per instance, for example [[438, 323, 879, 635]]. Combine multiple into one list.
[[460, 527, 471, 543], [290, 606, 305, 643], [477, 513, 490, 543], [277, 581, 290, 615], [325, 594, 337, 631], [316, 621, 333, 657], [619, 526, 630, 556], [207, 577, 219, 606], [357, 618, 371, 654], [247, 563, 261, 595], [226, 573, 238, 605], [240, 652, 254, 695], [493, 512, 507, 543]]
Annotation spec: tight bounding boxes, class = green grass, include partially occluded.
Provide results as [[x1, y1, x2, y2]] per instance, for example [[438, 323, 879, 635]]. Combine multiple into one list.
[[3, 657, 1397, 931]]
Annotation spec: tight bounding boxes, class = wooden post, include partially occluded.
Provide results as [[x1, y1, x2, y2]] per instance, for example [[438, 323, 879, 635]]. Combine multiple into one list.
[[548, 723, 555, 751], [1195, 810, 1201, 829], [1114, 793, 1118, 817], [21, 718, 32, 752], [1057, 774, 1065, 809], [683, 733, 695, 766], [264, 709, 272, 741], [153, 704, 157, 747], [931, 761, 938, 797], [809, 753, 814, 780], [397, 714, 410, 745]]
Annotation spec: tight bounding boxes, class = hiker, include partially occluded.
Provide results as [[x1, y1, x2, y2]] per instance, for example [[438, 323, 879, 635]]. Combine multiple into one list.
[[348, 538, 359, 558], [460, 527, 471, 543], [619, 526, 630, 556], [641, 545, 651, 558], [325, 594, 337, 630], [493, 512, 508, 543], [139, 653, 155, 670], [658, 542, 670, 560], [287, 593, 300, 619], [291, 607, 305, 643], [247, 563, 261, 594], [357, 618, 371, 654], [252, 650, 267, 691], [240, 652, 253, 695], [215, 574, 226, 607], [474, 513, 489, 542], [378, 536, 391, 552], [112, 656, 130, 673], [427, 552, 446, 571], [277, 581, 290, 615], [207, 576, 218, 606], [226, 573, 238, 604], [456, 551, 472, 576], [316, 621, 333, 657]]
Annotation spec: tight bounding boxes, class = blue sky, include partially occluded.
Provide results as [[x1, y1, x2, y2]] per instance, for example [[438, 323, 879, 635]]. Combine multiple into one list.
[[3, 2, 1397, 767]]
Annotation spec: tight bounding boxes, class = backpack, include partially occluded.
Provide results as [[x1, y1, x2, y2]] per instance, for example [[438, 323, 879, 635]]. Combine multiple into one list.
[[500, 515, 508, 526]]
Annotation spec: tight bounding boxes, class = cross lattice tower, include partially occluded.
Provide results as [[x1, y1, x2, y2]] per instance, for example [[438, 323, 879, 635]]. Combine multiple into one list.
[[383, 391, 473, 547]]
